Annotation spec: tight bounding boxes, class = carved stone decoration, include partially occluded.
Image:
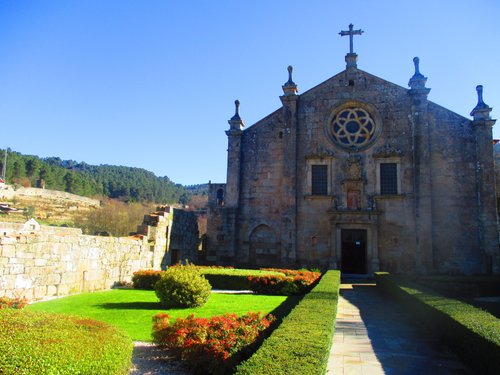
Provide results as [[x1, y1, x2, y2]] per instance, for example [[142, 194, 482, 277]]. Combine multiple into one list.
[[326, 101, 382, 151], [373, 143, 403, 158], [305, 145, 335, 160], [346, 156, 362, 180]]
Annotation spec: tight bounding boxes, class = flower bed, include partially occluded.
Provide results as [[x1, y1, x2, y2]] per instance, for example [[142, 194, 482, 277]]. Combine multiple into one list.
[[0, 296, 28, 309], [153, 312, 275, 374], [248, 269, 321, 295]]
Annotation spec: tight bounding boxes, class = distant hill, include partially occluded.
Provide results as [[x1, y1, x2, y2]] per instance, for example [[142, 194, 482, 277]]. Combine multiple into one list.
[[185, 183, 208, 196], [0, 149, 204, 204]]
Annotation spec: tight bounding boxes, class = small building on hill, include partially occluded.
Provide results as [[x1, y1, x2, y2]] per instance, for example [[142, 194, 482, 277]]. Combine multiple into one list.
[[207, 26, 499, 275]]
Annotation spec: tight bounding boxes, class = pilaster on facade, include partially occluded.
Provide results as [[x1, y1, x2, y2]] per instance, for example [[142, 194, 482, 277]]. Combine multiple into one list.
[[280, 65, 299, 264], [408, 57, 434, 273], [471, 85, 498, 273], [225, 100, 244, 209], [225, 100, 244, 260]]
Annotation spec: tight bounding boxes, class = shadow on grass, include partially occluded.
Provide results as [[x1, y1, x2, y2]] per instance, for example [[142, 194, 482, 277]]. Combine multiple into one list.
[[269, 294, 303, 324], [98, 301, 163, 310]]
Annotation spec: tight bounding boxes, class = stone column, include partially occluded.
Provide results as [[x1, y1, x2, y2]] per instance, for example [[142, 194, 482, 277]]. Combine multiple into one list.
[[280, 66, 299, 265], [224, 101, 244, 260], [471, 85, 499, 273], [408, 57, 434, 273]]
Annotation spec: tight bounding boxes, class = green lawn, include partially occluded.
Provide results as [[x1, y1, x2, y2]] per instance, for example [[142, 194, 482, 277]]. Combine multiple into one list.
[[27, 290, 286, 341]]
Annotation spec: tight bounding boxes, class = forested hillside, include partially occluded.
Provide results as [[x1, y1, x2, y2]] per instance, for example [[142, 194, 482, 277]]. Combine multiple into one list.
[[0, 149, 202, 204]]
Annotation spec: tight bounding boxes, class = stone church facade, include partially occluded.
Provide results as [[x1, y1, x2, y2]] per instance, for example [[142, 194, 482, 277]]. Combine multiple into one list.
[[207, 29, 499, 275]]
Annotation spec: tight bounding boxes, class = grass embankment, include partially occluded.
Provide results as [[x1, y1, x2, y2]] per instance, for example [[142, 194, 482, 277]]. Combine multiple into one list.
[[235, 270, 341, 374], [27, 289, 286, 341], [375, 272, 500, 375]]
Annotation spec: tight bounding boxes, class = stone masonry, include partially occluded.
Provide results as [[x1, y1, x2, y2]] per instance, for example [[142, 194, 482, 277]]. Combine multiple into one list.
[[0, 205, 200, 301], [207, 28, 499, 275]]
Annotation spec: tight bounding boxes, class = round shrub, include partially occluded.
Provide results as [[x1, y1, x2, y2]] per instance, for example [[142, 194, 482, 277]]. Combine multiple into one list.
[[155, 264, 212, 308], [0, 309, 132, 374]]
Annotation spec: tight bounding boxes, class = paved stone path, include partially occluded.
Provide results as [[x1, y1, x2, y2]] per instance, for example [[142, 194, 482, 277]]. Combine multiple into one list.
[[327, 282, 471, 375]]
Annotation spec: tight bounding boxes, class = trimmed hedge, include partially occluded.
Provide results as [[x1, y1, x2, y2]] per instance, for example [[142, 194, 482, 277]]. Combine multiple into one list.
[[248, 270, 321, 295], [235, 270, 340, 374], [375, 272, 500, 375], [132, 268, 283, 291], [0, 309, 132, 374], [200, 268, 284, 290], [131, 269, 164, 289]]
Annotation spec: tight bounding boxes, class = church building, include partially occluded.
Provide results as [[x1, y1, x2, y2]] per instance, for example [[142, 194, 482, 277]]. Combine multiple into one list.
[[206, 25, 499, 275]]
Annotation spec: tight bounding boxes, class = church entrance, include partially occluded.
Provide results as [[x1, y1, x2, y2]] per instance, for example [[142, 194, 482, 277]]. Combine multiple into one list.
[[341, 229, 367, 274]]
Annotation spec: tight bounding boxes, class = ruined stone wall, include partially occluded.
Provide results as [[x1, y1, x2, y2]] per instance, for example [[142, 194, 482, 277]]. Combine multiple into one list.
[[169, 208, 200, 264], [137, 206, 200, 268], [0, 230, 152, 301], [0, 222, 83, 237], [0, 205, 201, 301]]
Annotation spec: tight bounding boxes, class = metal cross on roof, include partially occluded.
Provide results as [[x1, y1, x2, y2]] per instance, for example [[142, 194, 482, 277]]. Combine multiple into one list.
[[339, 24, 364, 54]]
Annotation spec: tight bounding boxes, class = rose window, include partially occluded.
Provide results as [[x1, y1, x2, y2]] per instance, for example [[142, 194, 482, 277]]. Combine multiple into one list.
[[330, 108, 375, 147]]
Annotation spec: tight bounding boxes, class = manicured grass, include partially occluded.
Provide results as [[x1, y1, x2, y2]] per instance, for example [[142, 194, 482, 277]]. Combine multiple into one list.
[[27, 289, 286, 341]]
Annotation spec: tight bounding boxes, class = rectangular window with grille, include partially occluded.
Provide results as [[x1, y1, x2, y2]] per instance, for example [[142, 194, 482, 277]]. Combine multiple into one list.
[[380, 163, 398, 195], [311, 165, 328, 195]]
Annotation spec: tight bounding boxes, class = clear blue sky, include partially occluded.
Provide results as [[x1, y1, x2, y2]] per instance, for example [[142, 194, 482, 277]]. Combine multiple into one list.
[[1, 1, 499, 185]]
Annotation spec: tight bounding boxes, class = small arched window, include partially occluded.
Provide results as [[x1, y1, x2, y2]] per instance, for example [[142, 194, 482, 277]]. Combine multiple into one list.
[[216, 188, 224, 206]]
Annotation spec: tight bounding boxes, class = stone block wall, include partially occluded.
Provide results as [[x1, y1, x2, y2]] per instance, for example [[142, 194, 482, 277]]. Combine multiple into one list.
[[0, 205, 201, 302], [0, 230, 151, 301], [169, 208, 200, 265]]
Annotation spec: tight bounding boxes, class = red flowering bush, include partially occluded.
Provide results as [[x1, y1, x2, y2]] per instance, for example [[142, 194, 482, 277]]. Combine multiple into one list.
[[131, 269, 164, 290], [152, 312, 275, 374], [249, 269, 321, 295], [0, 296, 28, 309]]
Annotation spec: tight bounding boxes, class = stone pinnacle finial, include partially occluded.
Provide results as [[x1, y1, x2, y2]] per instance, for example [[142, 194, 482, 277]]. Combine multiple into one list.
[[476, 85, 486, 107], [231, 100, 241, 121], [408, 56, 429, 92], [282, 65, 298, 96], [471, 85, 493, 120], [228, 99, 244, 131], [287, 65, 294, 84], [413, 57, 422, 77]]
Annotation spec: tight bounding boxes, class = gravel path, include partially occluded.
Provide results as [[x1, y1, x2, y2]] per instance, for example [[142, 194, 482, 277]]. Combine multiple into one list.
[[130, 342, 190, 375]]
